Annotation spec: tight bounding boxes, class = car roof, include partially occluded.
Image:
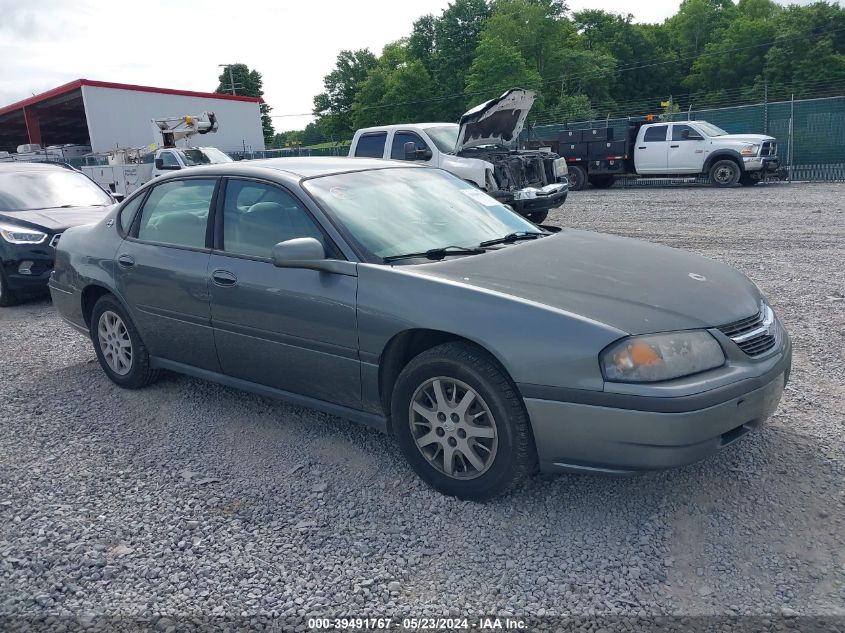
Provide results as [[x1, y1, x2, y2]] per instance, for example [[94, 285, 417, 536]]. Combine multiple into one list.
[[0, 161, 71, 172], [209, 156, 422, 178], [355, 123, 457, 134]]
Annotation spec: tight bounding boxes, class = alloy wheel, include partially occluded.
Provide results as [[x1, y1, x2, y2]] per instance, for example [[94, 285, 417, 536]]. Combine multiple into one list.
[[97, 310, 133, 375], [408, 377, 498, 480]]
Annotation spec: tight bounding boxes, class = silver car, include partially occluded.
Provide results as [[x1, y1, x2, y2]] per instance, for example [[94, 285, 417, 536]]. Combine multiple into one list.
[[49, 158, 791, 500]]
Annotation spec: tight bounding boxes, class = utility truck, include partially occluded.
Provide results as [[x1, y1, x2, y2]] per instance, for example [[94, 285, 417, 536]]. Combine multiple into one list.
[[81, 112, 232, 197], [348, 89, 568, 223], [527, 119, 784, 190]]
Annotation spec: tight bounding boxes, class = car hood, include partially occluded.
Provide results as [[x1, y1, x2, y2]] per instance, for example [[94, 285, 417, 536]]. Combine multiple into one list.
[[410, 230, 761, 335], [0, 206, 112, 232], [455, 88, 536, 152], [714, 134, 775, 144]]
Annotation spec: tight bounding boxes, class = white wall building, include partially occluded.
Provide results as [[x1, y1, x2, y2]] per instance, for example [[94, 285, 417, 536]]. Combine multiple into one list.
[[0, 78, 265, 154]]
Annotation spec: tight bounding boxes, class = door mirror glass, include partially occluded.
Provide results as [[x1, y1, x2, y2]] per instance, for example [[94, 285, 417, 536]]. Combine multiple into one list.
[[271, 237, 326, 268]]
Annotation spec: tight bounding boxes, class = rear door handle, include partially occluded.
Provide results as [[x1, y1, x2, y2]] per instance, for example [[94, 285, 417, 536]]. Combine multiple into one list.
[[670, 144, 680, 148], [117, 254, 135, 268], [211, 269, 237, 287], [638, 146, 646, 149]]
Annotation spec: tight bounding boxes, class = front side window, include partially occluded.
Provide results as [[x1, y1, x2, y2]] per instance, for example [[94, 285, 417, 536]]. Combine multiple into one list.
[[390, 132, 431, 160], [0, 169, 113, 211], [222, 180, 325, 258], [643, 125, 668, 142], [136, 179, 215, 248], [158, 152, 180, 167], [303, 168, 538, 261], [354, 133, 387, 158], [672, 124, 700, 141]]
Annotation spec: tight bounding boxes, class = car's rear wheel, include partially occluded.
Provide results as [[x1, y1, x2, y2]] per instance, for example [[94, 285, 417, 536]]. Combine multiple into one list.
[[391, 342, 535, 500], [90, 295, 160, 388], [0, 269, 20, 307], [709, 160, 741, 187]]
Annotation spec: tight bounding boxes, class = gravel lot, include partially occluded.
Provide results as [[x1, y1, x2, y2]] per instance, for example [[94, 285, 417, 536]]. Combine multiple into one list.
[[1, 182, 843, 628]]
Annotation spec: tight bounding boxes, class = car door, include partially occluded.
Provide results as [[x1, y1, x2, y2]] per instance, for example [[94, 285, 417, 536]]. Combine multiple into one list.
[[669, 124, 707, 173], [634, 125, 669, 174], [208, 177, 360, 408], [115, 176, 220, 370]]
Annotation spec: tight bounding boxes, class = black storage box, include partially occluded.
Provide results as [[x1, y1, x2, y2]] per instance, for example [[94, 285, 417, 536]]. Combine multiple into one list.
[[560, 142, 588, 159], [559, 129, 583, 143], [588, 139, 627, 159], [584, 127, 613, 141]]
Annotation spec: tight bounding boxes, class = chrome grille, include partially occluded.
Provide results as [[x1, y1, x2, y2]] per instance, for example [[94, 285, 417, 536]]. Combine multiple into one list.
[[760, 141, 777, 157], [49, 233, 62, 248], [718, 305, 777, 357]]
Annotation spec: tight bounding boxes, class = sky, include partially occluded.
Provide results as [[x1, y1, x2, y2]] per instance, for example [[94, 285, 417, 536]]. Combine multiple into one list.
[[0, 0, 826, 131]]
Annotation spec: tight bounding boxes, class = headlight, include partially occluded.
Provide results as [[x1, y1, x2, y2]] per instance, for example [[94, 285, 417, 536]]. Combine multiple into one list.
[[0, 223, 47, 244], [601, 331, 725, 383], [739, 144, 760, 156], [553, 157, 568, 177]]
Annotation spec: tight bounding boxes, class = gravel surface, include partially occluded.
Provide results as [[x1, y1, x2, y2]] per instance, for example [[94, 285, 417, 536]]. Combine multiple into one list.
[[0, 182, 843, 627]]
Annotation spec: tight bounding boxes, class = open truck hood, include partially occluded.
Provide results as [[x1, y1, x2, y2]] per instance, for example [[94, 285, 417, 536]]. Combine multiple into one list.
[[456, 89, 536, 153]]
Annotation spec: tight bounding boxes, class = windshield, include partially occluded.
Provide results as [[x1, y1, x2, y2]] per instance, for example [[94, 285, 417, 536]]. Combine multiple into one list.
[[424, 125, 459, 153], [303, 168, 539, 261], [0, 169, 113, 211], [695, 122, 728, 137], [178, 147, 233, 166]]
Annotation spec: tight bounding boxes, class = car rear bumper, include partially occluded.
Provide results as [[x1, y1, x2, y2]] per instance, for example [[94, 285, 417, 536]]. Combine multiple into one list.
[[523, 336, 791, 474]]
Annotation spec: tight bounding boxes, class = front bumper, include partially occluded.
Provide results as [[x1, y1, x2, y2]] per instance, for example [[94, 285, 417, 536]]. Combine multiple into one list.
[[1, 246, 56, 296], [524, 335, 791, 474], [743, 156, 784, 177], [492, 182, 569, 213]]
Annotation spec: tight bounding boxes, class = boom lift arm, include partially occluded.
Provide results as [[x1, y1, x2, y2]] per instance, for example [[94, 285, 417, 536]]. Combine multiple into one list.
[[151, 112, 218, 148]]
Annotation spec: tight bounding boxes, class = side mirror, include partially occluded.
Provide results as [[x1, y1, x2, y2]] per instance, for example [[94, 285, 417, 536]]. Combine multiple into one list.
[[271, 238, 357, 276], [404, 141, 432, 161]]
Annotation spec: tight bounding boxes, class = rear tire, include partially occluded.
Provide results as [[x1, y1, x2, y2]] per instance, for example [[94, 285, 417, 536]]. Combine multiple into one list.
[[525, 210, 549, 224], [568, 165, 587, 191], [588, 175, 616, 189], [0, 268, 20, 307], [391, 342, 535, 501], [708, 160, 741, 187], [90, 295, 160, 389]]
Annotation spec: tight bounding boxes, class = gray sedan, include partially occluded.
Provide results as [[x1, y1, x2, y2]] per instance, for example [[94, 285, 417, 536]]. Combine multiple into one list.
[[49, 158, 791, 500]]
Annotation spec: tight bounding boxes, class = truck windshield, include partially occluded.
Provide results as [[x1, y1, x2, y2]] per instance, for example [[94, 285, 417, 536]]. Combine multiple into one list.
[[0, 169, 113, 211], [177, 148, 233, 166], [424, 125, 459, 153], [303, 167, 539, 262], [696, 122, 728, 137]]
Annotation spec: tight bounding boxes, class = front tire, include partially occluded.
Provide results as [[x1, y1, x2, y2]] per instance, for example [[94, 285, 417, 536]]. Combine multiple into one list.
[[391, 342, 535, 500], [709, 160, 741, 187], [0, 269, 20, 307], [90, 295, 160, 389]]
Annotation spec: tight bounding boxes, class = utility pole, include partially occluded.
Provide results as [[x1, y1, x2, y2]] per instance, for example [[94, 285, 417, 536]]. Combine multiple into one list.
[[218, 64, 239, 96]]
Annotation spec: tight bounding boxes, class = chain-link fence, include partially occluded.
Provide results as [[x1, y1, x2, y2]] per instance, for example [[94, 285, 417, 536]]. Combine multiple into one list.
[[524, 95, 845, 181]]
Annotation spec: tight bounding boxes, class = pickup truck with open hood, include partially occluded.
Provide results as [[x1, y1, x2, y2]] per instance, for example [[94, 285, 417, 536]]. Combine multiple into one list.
[[348, 89, 568, 223]]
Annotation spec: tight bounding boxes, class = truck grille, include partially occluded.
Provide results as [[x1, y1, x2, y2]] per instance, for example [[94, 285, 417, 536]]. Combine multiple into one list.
[[760, 141, 777, 157], [718, 305, 777, 357]]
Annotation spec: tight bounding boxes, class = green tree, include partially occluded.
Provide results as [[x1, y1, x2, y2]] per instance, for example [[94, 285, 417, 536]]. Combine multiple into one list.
[[312, 49, 379, 139], [464, 38, 542, 105], [215, 63, 274, 146]]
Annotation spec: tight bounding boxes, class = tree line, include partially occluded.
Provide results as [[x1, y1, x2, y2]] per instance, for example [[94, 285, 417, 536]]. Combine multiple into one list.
[[229, 0, 845, 149]]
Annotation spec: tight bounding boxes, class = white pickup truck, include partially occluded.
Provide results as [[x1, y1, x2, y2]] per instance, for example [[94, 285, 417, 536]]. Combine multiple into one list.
[[348, 89, 569, 223], [541, 119, 783, 190], [82, 146, 233, 197]]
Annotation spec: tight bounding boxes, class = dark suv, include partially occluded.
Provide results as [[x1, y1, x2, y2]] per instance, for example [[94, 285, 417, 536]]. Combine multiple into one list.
[[0, 162, 114, 306]]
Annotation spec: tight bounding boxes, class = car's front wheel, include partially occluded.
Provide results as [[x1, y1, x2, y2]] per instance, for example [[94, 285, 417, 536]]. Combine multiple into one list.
[[90, 295, 160, 388], [391, 342, 535, 500]]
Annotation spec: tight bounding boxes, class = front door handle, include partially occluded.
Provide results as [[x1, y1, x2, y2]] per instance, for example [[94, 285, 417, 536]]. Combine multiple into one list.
[[670, 144, 680, 148], [638, 146, 646, 150], [211, 269, 237, 287], [117, 254, 135, 268]]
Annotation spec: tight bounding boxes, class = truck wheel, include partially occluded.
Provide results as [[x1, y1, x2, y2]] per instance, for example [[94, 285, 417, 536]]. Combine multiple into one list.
[[568, 165, 587, 191], [588, 175, 615, 189], [525, 210, 548, 224], [709, 160, 741, 187], [739, 174, 759, 187]]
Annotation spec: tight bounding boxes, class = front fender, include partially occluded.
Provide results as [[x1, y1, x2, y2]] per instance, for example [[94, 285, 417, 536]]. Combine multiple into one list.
[[705, 149, 745, 172], [439, 155, 492, 189]]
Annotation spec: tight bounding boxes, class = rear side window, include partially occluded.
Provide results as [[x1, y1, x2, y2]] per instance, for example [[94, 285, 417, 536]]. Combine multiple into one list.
[[354, 133, 387, 158], [390, 132, 431, 160], [118, 193, 145, 235], [136, 179, 216, 248], [643, 126, 668, 142]]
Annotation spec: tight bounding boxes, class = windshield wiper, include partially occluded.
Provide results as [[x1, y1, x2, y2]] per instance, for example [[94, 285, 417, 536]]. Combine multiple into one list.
[[383, 245, 486, 263], [479, 231, 547, 248]]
